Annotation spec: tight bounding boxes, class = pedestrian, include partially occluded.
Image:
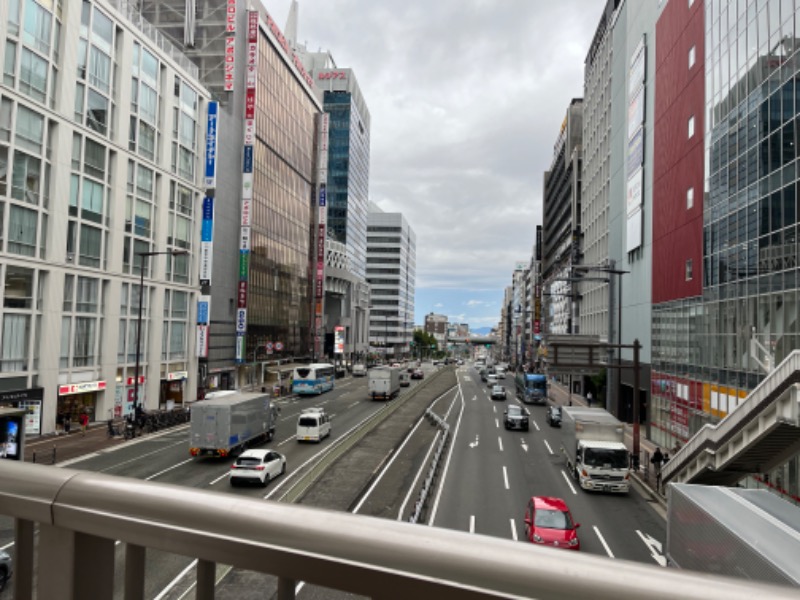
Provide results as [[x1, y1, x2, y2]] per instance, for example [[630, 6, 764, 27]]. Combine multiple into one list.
[[79, 411, 89, 436], [586, 391, 593, 406], [651, 447, 664, 472], [63, 413, 72, 435]]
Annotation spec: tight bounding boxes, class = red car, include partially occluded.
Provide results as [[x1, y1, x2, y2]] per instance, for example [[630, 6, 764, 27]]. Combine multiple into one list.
[[523, 496, 580, 550]]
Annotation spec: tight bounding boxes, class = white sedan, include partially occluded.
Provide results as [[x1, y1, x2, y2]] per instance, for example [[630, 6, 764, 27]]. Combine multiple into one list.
[[230, 449, 286, 487]]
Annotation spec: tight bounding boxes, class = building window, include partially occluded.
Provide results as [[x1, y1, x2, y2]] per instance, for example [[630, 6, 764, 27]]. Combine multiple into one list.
[[685, 259, 693, 281], [686, 187, 694, 209], [687, 116, 695, 138], [688, 45, 696, 69]]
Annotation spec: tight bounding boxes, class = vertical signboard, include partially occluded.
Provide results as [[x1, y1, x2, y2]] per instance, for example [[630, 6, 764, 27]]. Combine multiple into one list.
[[204, 101, 218, 189], [334, 326, 344, 354], [626, 35, 646, 253], [196, 295, 210, 358], [225, 36, 235, 92], [236, 10, 259, 364], [199, 196, 214, 285], [314, 113, 330, 358], [226, 0, 236, 33]]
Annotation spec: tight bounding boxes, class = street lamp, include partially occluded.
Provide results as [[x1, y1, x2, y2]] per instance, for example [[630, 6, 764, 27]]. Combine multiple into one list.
[[133, 249, 189, 414]]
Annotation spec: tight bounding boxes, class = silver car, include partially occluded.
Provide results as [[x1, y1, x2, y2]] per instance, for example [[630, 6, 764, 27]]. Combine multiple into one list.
[[0, 549, 11, 592]]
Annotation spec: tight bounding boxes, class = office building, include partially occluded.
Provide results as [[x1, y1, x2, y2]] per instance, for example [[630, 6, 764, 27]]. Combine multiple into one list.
[[0, 0, 209, 433], [367, 204, 416, 358]]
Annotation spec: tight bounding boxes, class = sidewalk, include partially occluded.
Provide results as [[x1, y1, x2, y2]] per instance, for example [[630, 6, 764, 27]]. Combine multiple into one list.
[[546, 380, 667, 508], [25, 422, 133, 465]]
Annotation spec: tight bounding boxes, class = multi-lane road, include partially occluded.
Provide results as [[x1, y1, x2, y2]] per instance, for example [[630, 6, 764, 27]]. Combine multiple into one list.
[[0, 361, 667, 599]]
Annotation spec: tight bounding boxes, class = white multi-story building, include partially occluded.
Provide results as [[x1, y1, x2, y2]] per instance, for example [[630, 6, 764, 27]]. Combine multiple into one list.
[[0, 0, 208, 434], [366, 204, 416, 358]]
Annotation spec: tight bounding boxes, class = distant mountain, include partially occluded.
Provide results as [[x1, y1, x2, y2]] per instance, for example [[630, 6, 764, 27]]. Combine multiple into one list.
[[470, 327, 493, 336]]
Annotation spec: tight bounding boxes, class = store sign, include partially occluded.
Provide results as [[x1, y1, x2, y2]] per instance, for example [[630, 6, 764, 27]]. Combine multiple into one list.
[[125, 376, 145, 386], [197, 324, 209, 358], [197, 295, 210, 325], [334, 326, 344, 354], [236, 308, 247, 333], [204, 102, 218, 188], [167, 371, 189, 381], [235, 332, 246, 363], [226, 0, 237, 32], [224, 36, 236, 91], [241, 197, 252, 226], [59, 381, 106, 395], [318, 71, 347, 80]]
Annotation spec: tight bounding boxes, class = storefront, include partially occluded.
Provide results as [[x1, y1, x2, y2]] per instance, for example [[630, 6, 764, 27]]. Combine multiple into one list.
[[114, 376, 144, 419], [57, 381, 106, 427], [0, 387, 44, 437], [160, 371, 188, 409]]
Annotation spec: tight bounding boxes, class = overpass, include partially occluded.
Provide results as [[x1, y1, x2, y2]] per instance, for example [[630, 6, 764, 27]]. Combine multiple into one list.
[[662, 350, 800, 487], [447, 336, 497, 346]]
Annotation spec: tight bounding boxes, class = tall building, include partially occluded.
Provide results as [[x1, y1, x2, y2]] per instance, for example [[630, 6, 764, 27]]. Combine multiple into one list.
[[0, 0, 208, 433], [140, 2, 325, 391], [652, 0, 800, 501], [542, 99, 583, 337], [367, 204, 416, 358], [424, 313, 448, 350]]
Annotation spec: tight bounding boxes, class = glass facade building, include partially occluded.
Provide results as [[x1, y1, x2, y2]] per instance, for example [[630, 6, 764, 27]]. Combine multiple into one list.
[[323, 87, 370, 281], [652, 0, 799, 502]]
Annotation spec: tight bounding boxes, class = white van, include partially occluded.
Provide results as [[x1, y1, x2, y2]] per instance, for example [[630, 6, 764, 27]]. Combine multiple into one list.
[[296, 407, 331, 442], [495, 367, 506, 379]]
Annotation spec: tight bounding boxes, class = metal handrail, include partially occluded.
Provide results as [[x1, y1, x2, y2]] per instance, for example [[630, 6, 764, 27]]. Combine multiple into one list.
[[662, 350, 800, 483], [1, 462, 797, 599]]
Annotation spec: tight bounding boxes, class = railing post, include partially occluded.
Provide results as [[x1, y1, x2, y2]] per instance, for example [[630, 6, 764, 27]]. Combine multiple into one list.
[[277, 577, 296, 600], [196, 559, 216, 600], [74, 532, 115, 598], [125, 544, 146, 600], [14, 519, 34, 600]]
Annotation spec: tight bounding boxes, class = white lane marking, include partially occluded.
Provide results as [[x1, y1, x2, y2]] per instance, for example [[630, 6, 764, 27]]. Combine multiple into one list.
[[348, 401, 360, 408], [510, 519, 518, 541], [533, 421, 540, 431], [209, 469, 230, 485], [502, 466, 510, 490], [636, 530, 667, 567], [153, 558, 198, 600], [397, 429, 441, 520], [146, 458, 193, 481], [469, 435, 479, 448], [498, 437, 503, 452], [276, 435, 296, 447], [493, 405, 496, 413], [494, 418, 499, 429], [543, 439, 554, 455], [98, 439, 186, 472], [469, 515, 475, 534], [429, 383, 467, 526], [521, 440, 528, 452], [0, 542, 13, 551], [560, 470, 578, 495], [594, 526, 615, 558]]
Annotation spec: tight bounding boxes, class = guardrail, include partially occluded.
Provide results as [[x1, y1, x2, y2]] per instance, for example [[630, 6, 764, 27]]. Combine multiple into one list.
[[408, 409, 451, 523], [2, 461, 798, 600], [662, 350, 800, 484]]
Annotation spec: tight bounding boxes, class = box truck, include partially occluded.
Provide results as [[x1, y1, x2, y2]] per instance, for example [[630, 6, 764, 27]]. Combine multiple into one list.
[[667, 483, 800, 586], [189, 393, 278, 457], [369, 367, 401, 401], [560, 406, 630, 493]]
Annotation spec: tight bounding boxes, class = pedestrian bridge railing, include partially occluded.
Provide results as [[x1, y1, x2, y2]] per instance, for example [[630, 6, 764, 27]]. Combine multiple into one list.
[[1, 461, 797, 600]]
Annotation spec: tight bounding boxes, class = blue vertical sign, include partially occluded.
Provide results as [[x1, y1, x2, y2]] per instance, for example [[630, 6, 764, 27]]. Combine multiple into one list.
[[204, 101, 218, 189]]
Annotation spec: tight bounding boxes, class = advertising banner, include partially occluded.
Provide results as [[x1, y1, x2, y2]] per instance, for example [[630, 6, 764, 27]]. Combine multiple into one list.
[[334, 326, 344, 354], [226, 0, 236, 33], [224, 36, 235, 91], [197, 295, 210, 324], [200, 242, 213, 286], [204, 102, 218, 188], [196, 324, 209, 358], [235, 332, 246, 364]]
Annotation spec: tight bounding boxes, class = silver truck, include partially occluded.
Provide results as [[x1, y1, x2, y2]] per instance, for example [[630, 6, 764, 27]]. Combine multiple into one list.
[[189, 392, 278, 457], [560, 406, 630, 493], [369, 367, 400, 401], [667, 483, 800, 586]]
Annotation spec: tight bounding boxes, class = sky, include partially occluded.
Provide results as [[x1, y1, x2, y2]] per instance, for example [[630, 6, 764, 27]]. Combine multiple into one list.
[[262, 0, 604, 332]]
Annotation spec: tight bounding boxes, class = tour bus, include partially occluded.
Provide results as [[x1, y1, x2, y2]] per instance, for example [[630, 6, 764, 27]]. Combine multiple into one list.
[[291, 363, 335, 396]]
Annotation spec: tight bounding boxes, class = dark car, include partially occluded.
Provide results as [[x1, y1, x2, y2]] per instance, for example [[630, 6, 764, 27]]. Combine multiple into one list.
[[480, 368, 488, 382], [504, 404, 530, 431], [546, 405, 562, 427], [411, 369, 424, 380]]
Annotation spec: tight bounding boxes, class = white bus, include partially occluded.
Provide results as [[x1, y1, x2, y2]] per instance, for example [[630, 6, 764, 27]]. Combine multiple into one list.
[[291, 363, 335, 395]]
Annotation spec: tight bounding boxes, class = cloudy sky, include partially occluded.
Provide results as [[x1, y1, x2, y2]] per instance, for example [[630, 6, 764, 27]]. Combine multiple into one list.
[[263, 0, 604, 332]]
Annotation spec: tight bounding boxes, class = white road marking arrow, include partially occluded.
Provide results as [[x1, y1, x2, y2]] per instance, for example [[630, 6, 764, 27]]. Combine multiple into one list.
[[636, 530, 667, 567], [469, 435, 480, 448], [472, 395, 477, 401], [521, 440, 529, 452]]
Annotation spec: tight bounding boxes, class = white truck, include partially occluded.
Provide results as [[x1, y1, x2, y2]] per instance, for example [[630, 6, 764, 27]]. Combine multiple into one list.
[[560, 406, 630, 493], [189, 393, 278, 457], [667, 483, 800, 585], [369, 367, 401, 401]]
